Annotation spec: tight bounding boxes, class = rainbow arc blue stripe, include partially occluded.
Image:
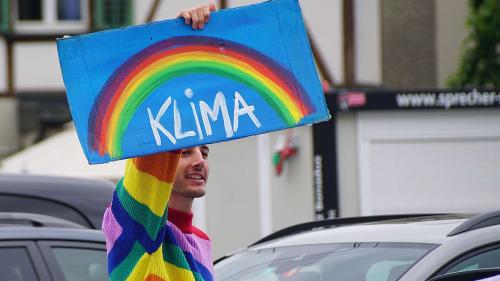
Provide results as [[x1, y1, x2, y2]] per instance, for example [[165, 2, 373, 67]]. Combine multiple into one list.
[[87, 36, 314, 157]]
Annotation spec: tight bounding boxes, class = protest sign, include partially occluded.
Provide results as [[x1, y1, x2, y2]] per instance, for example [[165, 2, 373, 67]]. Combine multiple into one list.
[[57, 0, 330, 164]]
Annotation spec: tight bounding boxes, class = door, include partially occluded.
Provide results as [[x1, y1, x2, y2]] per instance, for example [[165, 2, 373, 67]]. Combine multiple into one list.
[[0, 241, 51, 281]]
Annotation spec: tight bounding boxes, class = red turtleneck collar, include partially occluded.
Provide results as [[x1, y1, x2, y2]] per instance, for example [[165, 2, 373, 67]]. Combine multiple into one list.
[[167, 207, 210, 240], [167, 207, 194, 233]]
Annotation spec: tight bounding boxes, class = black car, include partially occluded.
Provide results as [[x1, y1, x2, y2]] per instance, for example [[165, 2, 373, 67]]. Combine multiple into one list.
[[0, 213, 107, 281], [0, 174, 114, 229]]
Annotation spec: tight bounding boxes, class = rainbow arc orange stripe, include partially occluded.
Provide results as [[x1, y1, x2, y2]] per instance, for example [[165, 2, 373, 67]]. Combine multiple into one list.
[[88, 36, 314, 157]]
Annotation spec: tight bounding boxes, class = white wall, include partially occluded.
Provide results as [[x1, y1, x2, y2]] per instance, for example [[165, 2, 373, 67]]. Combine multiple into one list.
[[282, 0, 343, 84], [436, 0, 469, 87], [354, 0, 381, 85], [206, 126, 314, 259], [134, 0, 208, 24], [0, 99, 19, 156], [269, 126, 314, 231], [205, 136, 263, 258], [135, 0, 343, 84], [14, 42, 64, 91], [336, 112, 360, 217], [357, 109, 500, 215], [135, 0, 467, 88]]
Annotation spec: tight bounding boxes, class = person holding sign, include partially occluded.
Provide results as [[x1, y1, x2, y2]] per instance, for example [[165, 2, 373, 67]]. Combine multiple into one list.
[[102, 3, 216, 281]]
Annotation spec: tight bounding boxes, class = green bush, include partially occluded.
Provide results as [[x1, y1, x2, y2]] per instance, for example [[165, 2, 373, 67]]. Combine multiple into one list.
[[448, 0, 500, 87]]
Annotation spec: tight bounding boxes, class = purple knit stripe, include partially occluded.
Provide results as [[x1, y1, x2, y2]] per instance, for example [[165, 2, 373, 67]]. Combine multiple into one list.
[[102, 207, 123, 254], [167, 222, 213, 273]]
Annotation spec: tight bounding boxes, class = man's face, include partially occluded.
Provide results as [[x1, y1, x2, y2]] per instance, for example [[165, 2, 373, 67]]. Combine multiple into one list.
[[173, 145, 210, 198]]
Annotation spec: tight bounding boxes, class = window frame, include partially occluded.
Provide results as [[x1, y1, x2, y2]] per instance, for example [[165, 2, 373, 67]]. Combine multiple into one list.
[[93, 0, 132, 30], [435, 243, 500, 276], [37, 240, 107, 281], [0, 240, 52, 281], [13, 0, 90, 34]]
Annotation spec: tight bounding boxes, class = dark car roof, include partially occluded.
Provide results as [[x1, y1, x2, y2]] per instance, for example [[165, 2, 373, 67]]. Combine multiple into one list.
[[0, 226, 105, 242], [0, 212, 86, 228], [0, 174, 114, 229]]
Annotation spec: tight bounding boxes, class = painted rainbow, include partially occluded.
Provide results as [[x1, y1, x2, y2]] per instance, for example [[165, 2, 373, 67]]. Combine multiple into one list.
[[88, 36, 314, 158]]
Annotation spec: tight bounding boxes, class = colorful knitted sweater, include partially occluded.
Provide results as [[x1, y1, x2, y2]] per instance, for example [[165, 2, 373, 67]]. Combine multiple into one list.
[[102, 152, 213, 281]]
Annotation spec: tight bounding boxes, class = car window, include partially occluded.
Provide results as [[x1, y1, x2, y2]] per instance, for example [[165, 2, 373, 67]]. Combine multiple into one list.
[[445, 247, 500, 274], [0, 247, 39, 281], [51, 247, 108, 281], [215, 242, 437, 281]]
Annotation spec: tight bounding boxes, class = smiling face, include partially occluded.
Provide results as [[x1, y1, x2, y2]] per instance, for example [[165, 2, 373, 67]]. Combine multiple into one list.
[[172, 145, 210, 199]]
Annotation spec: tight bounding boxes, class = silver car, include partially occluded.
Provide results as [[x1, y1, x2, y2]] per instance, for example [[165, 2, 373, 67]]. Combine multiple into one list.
[[214, 211, 500, 281]]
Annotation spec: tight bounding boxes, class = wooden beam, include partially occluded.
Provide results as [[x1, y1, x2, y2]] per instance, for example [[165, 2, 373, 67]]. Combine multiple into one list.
[[3, 33, 69, 42], [219, 0, 227, 9], [342, 0, 355, 86], [6, 41, 13, 96], [88, 0, 94, 30], [145, 0, 162, 23]]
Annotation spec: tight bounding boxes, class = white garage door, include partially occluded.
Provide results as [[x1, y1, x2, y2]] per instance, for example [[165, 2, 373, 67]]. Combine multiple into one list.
[[357, 109, 500, 215]]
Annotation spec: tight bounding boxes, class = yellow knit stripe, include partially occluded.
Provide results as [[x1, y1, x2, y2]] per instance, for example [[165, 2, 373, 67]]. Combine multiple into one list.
[[125, 253, 149, 281], [123, 160, 172, 217], [126, 246, 170, 281], [165, 262, 197, 281]]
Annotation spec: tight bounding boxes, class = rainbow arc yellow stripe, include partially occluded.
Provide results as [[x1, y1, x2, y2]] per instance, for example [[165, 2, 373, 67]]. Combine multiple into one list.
[[89, 36, 315, 158], [106, 51, 303, 155]]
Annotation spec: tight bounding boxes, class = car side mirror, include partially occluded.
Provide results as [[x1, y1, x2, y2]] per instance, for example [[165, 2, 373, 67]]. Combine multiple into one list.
[[428, 268, 500, 281]]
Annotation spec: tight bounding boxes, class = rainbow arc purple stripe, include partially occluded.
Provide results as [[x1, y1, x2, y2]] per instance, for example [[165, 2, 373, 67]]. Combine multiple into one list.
[[88, 36, 314, 157]]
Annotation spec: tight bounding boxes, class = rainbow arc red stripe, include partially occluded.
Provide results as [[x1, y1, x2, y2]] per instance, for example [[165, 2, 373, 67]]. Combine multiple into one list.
[[88, 36, 314, 157]]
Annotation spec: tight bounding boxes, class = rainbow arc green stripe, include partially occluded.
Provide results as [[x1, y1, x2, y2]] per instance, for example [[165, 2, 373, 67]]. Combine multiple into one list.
[[88, 36, 314, 158], [112, 61, 298, 156]]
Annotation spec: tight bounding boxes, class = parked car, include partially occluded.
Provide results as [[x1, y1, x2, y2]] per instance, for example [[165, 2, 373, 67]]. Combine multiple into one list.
[[0, 212, 107, 281], [214, 211, 500, 281], [0, 174, 114, 229]]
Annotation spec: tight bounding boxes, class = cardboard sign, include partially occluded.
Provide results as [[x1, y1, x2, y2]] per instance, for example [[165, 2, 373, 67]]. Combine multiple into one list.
[[57, 0, 330, 164]]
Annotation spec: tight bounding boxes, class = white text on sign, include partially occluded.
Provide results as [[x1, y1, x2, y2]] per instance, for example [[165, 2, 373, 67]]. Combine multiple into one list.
[[147, 88, 261, 146]]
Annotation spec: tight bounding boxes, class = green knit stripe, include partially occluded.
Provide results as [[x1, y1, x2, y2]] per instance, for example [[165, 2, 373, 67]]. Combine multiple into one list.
[[115, 179, 166, 239], [162, 242, 191, 270], [109, 242, 145, 281], [162, 242, 205, 281]]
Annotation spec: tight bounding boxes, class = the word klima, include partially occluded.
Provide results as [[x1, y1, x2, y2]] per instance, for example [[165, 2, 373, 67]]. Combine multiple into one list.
[[147, 88, 261, 146]]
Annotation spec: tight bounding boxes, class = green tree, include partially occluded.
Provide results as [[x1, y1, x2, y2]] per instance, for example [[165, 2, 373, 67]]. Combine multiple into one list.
[[448, 0, 500, 87]]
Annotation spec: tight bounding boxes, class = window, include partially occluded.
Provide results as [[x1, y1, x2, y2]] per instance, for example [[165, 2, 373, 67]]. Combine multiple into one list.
[[51, 247, 108, 281], [58, 0, 82, 20], [94, 0, 132, 30], [444, 246, 500, 274], [18, 0, 42, 20], [14, 0, 89, 34], [0, 0, 10, 32], [215, 242, 438, 281], [0, 247, 39, 281]]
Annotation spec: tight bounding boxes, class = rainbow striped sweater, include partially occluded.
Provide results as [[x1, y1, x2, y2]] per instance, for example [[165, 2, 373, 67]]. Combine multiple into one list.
[[102, 152, 213, 281]]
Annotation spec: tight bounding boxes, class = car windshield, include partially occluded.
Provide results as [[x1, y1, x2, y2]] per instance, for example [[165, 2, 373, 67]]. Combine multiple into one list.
[[215, 242, 437, 281]]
